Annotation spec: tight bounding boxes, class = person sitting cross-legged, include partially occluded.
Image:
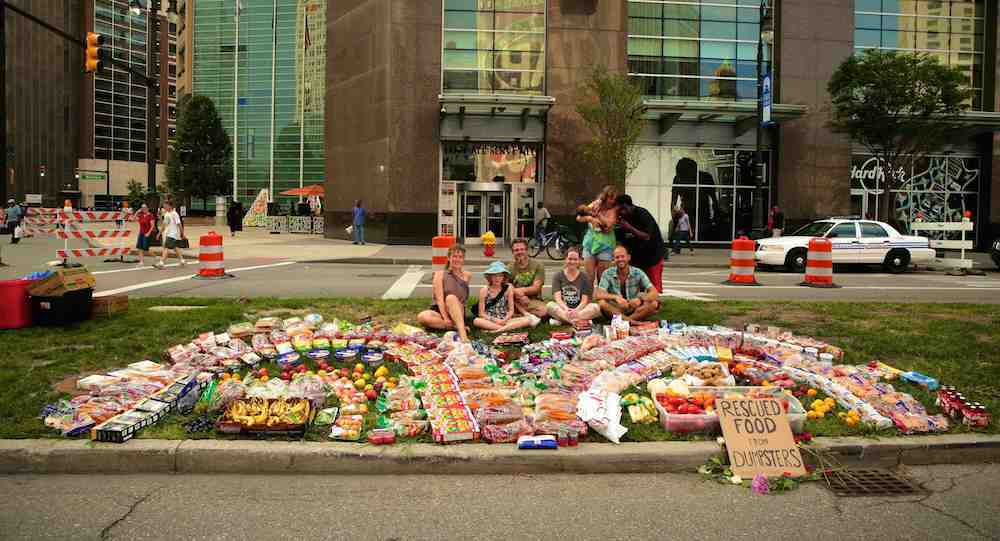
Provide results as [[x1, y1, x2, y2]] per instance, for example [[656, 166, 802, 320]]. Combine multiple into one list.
[[473, 261, 541, 333], [594, 245, 660, 323], [546, 246, 601, 326]]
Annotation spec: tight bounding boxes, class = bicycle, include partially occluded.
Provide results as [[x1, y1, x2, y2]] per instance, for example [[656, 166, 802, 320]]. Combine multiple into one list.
[[529, 223, 579, 260]]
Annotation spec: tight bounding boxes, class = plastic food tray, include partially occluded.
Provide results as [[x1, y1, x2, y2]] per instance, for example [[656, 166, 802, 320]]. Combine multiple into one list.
[[653, 386, 806, 434]]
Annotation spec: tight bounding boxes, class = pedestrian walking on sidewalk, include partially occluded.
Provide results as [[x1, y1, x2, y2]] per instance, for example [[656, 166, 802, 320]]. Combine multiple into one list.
[[770, 205, 785, 237], [5, 199, 23, 244], [672, 207, 693, 254], [352, 200, 366, 245], [227, 199, 244, 238], [155, 200, 187, 268], [135, 204, 155, 265]]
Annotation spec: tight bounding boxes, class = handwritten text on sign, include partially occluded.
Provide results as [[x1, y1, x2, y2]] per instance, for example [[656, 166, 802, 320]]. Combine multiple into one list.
[[716, 398, 807, 478]]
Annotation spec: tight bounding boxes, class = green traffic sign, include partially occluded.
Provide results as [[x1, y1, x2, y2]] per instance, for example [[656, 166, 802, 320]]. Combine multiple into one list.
[[79, 173, 107, 181]]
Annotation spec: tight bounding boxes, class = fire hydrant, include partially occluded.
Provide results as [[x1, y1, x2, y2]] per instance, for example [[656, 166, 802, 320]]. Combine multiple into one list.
[[481, 231, 496, 257]]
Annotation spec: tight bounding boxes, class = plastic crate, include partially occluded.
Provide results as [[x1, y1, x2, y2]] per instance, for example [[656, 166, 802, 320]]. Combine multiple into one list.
[[652, 386, 806, 434], [31, 288, 93, 326]]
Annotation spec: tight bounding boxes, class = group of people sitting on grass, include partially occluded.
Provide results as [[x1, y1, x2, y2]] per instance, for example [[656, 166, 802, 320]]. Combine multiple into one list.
[[416, 238, 661, 342]]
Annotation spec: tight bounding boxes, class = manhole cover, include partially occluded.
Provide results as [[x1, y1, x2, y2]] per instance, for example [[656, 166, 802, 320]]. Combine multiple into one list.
[[357, 274, 397, 278], [824, 469, 925, 497]]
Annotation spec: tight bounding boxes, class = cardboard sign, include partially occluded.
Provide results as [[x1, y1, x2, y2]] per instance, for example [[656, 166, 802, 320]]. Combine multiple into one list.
[[716, 397, 806, 478]]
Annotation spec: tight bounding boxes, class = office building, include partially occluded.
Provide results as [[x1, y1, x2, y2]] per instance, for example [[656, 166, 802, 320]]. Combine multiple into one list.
[[327, 0, 1000, 247], [76, 0, 178, 208], [192, 0, 326, 207], [3, 0, 84, 206]]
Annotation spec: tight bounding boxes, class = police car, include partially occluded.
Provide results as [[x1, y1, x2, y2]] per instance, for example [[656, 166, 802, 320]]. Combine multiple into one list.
[[755, 218, 935, 273]]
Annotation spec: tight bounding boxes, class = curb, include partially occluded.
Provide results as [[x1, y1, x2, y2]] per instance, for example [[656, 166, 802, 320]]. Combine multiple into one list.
[[303, 257, 730, 269], [1, 434, 997, 475]]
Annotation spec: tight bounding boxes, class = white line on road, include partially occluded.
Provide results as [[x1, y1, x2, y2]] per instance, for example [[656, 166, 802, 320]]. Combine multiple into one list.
[[661, 280, 716, 286], [94, 261, 297, 297], [92, 263, 181, 275], [658, 284, 1000, 291], [382, 265, 425, 300], [677, 270, 728, 276], [659, 288, 717, 302]]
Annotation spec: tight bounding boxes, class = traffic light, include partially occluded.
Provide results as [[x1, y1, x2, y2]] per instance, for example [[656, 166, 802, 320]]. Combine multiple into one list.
[[40, 165, 47, 177], [85, 32, 105, 73]]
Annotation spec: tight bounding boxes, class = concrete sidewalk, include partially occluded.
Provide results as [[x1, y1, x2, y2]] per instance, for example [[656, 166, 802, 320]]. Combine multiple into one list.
[[1, 434, 997, 475]]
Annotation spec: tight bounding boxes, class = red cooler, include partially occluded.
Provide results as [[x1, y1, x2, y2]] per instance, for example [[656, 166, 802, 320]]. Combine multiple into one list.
[[0, 279, 33, 329]]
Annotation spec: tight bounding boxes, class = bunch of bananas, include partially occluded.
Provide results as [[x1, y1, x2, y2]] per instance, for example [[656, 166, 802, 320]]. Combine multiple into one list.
[[225, 398, 311, 428]]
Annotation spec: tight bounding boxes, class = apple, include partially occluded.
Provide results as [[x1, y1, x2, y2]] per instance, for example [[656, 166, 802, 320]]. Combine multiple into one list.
[[354, 363, 365, 372], [339, 368, 350, 378], [298, 365, 307, 373], [258, 367, 268, 376], [364, 389, 377, 401], [373, 382, 383, 393], [364, 384, 374, 392]]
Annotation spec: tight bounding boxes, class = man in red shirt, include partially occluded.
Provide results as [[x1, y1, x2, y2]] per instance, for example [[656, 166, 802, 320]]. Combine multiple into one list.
[[135, 204, 155, 266]]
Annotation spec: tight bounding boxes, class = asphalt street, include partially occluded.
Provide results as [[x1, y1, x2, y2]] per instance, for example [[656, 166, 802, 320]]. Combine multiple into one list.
[[2, 233, 999, 303], [74, 261, 1000, 303], [1, 464, 998, 540]]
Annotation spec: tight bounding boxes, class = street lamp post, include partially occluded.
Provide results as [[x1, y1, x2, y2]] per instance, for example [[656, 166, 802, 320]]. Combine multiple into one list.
[[755, 1, 774, 201]]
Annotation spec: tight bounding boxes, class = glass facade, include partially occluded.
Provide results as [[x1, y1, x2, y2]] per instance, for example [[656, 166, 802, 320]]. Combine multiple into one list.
[[442, 0, 546, 95], [854, 0, 986, 109], [93, 0, 177, 163], [193, 0, 325, 206], [850, 154, 981, 241], [627, 0, 771, 100], [442, 142, 539, 183], [628, 147, 771, 242]]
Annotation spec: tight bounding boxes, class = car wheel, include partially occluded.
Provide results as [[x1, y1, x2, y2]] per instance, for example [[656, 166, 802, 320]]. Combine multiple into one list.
[[784, 248, 807, 272], [992, 254, 1000, 271], [883, 249, 911, 273]]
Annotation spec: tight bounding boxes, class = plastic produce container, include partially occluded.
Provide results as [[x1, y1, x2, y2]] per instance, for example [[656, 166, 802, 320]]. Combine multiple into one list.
[[0, 279, 33, 329], [653, 386, 806, 434]]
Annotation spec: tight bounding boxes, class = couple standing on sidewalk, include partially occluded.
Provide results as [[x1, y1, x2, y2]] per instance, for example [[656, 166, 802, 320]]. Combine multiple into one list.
[[134, 200, 187, 268]]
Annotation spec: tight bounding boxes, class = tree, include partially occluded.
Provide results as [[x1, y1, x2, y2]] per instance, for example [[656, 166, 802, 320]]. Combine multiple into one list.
[[828, 50, 972, 227], [126, 179, 146, 207], [575, 66, 646, 189], [167, 95, 232, 206]]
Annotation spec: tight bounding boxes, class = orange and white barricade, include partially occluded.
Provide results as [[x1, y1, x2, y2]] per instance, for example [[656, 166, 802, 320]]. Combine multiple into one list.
[[26, 207, 133, 266], [194, 231, 233, 279], [722, 236, 760, 286], [799, 238, 838, 288], [432, 235, 455, 270]]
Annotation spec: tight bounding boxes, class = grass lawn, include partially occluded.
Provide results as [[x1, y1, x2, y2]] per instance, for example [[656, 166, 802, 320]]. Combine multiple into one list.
[[1, 297, 997, 440]]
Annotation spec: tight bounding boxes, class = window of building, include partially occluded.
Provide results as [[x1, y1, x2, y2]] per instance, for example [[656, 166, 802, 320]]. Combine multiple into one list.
[[442, 0, 546, 95], [627, 0, 771, 101], [854, 0, 986, 110], [442, 142, 539, 183], [850, 154, 982, 242], [627, 147, 772, 242]]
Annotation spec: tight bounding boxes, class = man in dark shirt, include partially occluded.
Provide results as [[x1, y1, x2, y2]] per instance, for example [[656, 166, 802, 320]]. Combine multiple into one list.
[[615, 195, 666, 293]]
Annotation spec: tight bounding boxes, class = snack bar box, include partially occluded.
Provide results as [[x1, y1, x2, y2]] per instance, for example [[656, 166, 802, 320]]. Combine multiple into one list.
[[28, 267, 96, 297], [91, 398, 171, 443]]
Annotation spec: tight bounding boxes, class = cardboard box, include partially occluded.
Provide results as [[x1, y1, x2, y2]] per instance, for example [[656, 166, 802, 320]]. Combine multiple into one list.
[[28, 267, 96, 297], [91, 294, 129, 318]]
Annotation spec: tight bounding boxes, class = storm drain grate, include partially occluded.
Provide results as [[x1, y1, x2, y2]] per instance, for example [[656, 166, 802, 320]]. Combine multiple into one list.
[[824, 469, 926, 497]]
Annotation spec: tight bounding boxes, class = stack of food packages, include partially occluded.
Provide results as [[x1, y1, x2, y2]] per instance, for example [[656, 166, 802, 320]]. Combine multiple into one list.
[[573, 335, 685, 442], [717, 325, 947, 433], [393, 343, 479, 443], [41, 361, 193, 437]]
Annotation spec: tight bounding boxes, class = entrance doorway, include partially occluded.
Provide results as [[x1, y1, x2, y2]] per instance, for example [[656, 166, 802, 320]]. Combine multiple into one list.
[[850, 189, 881, 220], [460, 190, 508, 245]]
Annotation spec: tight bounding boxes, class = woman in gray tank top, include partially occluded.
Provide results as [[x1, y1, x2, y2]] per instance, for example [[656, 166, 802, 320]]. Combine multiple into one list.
[[417, 244, 472, 341]]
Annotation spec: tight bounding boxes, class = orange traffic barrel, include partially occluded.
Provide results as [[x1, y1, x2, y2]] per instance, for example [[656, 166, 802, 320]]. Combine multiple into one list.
[[432, 235, 455, 269], [723, 236, 760, 286], [800, 237, 838, 288], [195, 231, 232, 279]]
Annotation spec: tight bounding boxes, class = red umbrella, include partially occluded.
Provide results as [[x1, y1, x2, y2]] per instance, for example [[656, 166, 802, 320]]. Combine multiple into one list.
[[280, 184, 325, 197]]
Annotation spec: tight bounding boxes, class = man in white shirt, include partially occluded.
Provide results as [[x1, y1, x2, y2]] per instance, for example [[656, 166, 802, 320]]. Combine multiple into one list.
[[155, 200, 187, 268]]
